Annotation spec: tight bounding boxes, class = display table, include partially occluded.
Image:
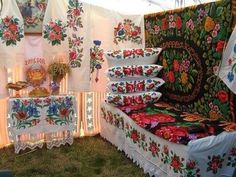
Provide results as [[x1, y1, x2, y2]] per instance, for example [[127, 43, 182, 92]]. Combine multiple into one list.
[[8, 95, 77, 153]]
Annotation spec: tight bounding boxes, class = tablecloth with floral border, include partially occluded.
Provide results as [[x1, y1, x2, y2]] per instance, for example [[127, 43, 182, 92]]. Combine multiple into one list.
[[8, 95, 77, 153]]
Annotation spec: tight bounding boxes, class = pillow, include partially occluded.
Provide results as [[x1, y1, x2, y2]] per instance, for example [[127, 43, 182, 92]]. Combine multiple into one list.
[[106, 64, 163, 81], [105, 48, 162, 67], [106, 92, 162, 106], [107, 78, 165, 94]]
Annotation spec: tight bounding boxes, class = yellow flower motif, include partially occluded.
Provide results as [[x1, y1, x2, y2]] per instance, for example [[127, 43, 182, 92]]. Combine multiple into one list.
[[204, 16, 215, 32], [208, 110, 220, 120], [162, 59, 167, 69], [181, 72, 188, 85]]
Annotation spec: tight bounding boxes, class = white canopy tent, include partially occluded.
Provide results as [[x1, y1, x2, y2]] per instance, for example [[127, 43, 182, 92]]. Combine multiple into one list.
[[81, 0, 218, 14]]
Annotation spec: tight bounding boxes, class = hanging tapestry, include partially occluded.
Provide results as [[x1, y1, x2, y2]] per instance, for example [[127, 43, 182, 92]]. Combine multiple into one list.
[[144, 0, 235, 122], [218, 26, 236, 94], [16, 0, 47, 34]]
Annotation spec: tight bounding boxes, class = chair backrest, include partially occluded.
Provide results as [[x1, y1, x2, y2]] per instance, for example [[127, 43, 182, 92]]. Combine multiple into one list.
[[144, 0, 236, 122]]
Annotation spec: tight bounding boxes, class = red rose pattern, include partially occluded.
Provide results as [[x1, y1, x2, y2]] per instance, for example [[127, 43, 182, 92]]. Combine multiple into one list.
[[217, 90, 228, 103]]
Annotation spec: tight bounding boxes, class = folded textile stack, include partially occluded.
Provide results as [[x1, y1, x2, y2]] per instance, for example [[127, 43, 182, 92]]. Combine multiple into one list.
[[104, 48, 164, 107]]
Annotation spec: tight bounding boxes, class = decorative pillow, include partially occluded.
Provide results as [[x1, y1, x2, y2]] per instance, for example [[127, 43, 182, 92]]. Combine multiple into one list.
[[105, 48, 162, 67], [106, 92, 162, 106], [107, 78, 165, 94], [106, 64, 163, 81]]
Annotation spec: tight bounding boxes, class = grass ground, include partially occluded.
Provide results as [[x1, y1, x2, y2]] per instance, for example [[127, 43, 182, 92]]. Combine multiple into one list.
[[0, 135, 148, 177]]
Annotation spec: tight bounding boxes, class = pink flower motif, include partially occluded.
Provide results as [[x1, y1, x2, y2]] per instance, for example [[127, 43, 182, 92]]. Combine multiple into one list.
[[211, 30, 218, 38], [49, 32, 56, 40], [169, 15, 174, 22], [69, 50, 78, 60], [228, 58, 233, 65], [207, 36, 212, 44], [154, 25, 160, 33], [73, 9, 81, 16], [212, 65, 219, 73], [3, 31, 12, 40], [214, 23, 220, 31], [3, 16, 12, 26], [68, 20, 76, 28], [169, 22, 176, 28]]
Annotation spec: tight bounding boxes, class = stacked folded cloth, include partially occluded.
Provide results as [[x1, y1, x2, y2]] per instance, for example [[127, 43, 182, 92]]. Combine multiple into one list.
[[104, 48, 165, 109]]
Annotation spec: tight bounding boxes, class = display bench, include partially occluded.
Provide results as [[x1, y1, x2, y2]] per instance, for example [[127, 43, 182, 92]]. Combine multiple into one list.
[[8, 95, 77, 153]]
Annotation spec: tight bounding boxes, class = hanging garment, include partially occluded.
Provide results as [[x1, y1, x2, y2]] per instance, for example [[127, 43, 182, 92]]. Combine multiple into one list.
[[218, 26, 236, 94], [42, 0, 69, 64], [67, 0, 91, 92], [0, 0, 25, 68]]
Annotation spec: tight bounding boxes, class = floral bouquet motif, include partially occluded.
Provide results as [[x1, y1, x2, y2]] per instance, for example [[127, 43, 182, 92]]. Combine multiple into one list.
[[90, 40, 104, 82], [0, 16, 24, 46], [43, 19, 67, 46], [114, 19, 142, 45]]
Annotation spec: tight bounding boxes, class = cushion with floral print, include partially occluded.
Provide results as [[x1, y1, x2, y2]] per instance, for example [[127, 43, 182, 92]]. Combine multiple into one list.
[[106, 64, 163, 81], [106, 92, 162, 106], [107, 78, 165, 94], [104, 48, 162, 67]]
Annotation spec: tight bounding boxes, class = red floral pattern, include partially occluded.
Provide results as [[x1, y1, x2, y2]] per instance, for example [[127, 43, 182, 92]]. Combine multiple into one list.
[[207, 154, 225, 174], [107, 65, 163, 80], [114, 19, 142, 45], [106, 48, 161, 60], [67, 0, 84, 68], [109, 78, 164, 94], [43, 19, 67, 46], [107, 92, 162, 106], [0, 16, 24, 46]]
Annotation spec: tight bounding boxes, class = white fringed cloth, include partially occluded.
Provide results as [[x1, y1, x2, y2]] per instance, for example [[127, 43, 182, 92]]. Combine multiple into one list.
[[8, 95, 77, 153]]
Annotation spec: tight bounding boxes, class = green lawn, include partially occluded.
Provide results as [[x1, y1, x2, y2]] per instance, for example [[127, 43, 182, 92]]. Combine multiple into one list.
[[0, 135, 149, 177]]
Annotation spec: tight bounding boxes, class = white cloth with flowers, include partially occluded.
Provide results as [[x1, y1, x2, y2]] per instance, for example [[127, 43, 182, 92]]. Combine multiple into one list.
[[8, 95, 77, 153], [0, 0, 25, 68], [100, 102, 236, 177], [42, 0, 69, 64], [218, 26, 236, 94]]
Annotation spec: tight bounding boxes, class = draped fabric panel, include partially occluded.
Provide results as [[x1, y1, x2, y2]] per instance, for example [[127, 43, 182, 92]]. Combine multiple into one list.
[[0, 0, 25, 68], [42, 0, 69, 63], [89, 5, 145, 92], [67, 1, 91, 92]]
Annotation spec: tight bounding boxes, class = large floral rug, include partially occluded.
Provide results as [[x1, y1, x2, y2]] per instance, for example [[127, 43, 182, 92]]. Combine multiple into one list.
[[144, 0, 236, 123]]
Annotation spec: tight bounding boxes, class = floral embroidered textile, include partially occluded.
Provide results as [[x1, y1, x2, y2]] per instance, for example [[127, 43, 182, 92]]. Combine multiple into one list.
[[144, 0, 235, 122], [67, 0, 84, 68], [90, 40, 104, 82], [0, 16, 24, 46], [43, 19, 67, 46], [114, 19, 142, 45]]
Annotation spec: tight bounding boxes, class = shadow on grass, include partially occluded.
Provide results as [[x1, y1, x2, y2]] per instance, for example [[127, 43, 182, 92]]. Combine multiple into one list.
[[0, 135, 149, 177]]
